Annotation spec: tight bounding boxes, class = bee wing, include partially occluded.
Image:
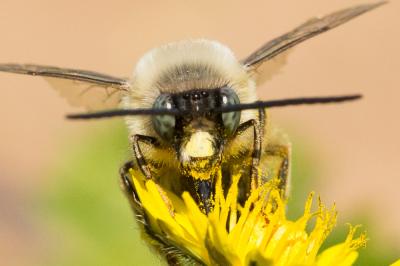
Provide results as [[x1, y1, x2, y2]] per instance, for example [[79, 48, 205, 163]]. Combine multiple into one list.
[[242, 2, 386, 71], [0, 63, 130, 110], [250, 51, 292, 85]]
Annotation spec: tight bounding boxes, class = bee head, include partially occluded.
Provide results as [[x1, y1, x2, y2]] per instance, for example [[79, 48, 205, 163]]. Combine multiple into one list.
[[151, 87, 242, 212]]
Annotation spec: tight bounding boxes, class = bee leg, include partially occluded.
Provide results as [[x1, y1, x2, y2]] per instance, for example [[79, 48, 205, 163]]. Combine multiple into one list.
[[234, 109, 264, 191], [132, 134, 175, 216], [260, 144, 291, 198], [119, 161, 143, 213], [132, 134, 159, 180]]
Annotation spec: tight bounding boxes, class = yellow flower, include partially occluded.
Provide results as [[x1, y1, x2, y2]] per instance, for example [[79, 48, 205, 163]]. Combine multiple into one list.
[[391, 260, 400, 266], [130, 169, 367, 266]]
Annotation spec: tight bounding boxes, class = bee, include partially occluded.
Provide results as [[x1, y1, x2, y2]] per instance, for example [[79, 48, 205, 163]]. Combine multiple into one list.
[[0, 2, 384, 264]]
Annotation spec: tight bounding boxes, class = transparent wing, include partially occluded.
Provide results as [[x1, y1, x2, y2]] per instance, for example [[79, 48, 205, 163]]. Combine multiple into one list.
[[242, 2, 386, 69], [250, 50, 292, 85], [0, 63, 130, 110]]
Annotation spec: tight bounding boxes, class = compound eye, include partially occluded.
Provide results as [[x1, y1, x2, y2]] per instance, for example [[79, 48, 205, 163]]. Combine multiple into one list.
[[152, 94, 176, 141], [220, 87, 241, 136]]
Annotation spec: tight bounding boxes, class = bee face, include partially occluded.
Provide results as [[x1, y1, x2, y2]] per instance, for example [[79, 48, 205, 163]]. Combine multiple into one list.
[[152, 89, 222, 176], [152, 87, 241, 176]]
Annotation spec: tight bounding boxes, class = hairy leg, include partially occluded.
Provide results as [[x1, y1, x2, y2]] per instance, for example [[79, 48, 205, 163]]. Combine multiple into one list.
[[259, 143, 291, 198], [233, 110, 264, 191]]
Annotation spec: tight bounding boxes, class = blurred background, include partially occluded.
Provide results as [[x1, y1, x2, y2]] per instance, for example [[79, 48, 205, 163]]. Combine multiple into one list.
[[0, 0, 399, 265]]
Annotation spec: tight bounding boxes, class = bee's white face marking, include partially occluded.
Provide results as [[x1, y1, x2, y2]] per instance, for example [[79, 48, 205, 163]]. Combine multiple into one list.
[[183, 131, 215, 159]]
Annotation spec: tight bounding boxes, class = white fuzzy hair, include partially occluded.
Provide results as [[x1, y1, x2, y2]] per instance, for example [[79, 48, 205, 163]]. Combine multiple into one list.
[[122, 39, 261, 164]]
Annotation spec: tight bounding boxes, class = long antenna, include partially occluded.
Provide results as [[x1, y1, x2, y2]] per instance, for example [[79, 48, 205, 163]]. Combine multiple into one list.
[[214, 94, 362, 113], [66, 94, 362, 120]]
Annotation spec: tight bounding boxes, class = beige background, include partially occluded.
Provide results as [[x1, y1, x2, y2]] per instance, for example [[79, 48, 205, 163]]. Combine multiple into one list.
[[0, 0, 399, 264]]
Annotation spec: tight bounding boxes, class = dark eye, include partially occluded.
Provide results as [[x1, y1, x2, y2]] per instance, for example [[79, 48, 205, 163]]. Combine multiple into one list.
[[220, 87, 241, 135], [152, 94, 176, 141]]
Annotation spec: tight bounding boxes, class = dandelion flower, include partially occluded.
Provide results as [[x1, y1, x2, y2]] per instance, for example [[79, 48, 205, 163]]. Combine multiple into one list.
[[130, 168, 368, 266]]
